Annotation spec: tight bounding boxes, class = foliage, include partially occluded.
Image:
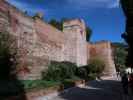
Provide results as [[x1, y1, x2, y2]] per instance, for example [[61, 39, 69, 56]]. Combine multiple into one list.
[[76, 66, 88, 80], [86, 27, 92, 42], [49, 19, 63, 30], [0, 32, 25, 99], [121, 32, 133, 67], [63, 76, 81, 82], [62, 76, 81, 89], [0, 32, 16, 79], [42, 61, 77, 81], [32, 12, 44, 20], [76, 66, 96, 80], [0, 32, 10, 55], [21, 80, 61, 90], [76, 58, 105, 80], [88, 73, 97, 80], [120, 0, 133, 67], [120, 0, 133, 17], [112, 42, 127, 70], [0, 80, 24, 95], [87, 57, 105, 76], [42, 60, 100, 82], [42, 58, 105, 81]]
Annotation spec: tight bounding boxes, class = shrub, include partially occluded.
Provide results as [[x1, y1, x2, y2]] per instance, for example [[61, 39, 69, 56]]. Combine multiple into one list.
[[21, 80, 61, 90], [42, 61, 78, 81], [0, 80, 24, 95], [88, 73, 97, 80], [62, 76, 81, 89], [76, 66, 98, 80], [76, 66, 88, 80], [87, 57, 105, 76], [42, 59, 105, 81], [0, 32, 17, 79]]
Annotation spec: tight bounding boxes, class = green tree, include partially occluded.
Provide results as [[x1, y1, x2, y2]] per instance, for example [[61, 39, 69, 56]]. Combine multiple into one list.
[[0, 32, 17, 79], [42, 61, 77, 81], [0, 32, 26, 99], [49, 19, 63, 30], [32, 12, 44, 20], [87, 57, 105, 78], [112, 42, 127, 70], [86, 27, 92, 41], [120, 0, 133, 67]]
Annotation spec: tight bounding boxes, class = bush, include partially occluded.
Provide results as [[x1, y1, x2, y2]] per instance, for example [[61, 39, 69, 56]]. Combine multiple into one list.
[[87, 57, 105, 76], [0, 80, 25, 96], [88, 73, 97, 80], [76, 66, 98, 80], [62, 76, 81, 89], [42, 61, 77, 81], [0, 32, 17, 79], [76, 66, 88, 80], [21, 80, 61, 90], [42, 59, 105, 81]]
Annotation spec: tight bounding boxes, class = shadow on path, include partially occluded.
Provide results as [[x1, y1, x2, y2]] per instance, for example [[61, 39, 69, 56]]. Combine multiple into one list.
[[58, 80, 123, 100]]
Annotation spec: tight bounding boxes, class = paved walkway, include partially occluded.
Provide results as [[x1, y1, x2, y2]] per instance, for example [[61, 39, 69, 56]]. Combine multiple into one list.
[[48, 79, 133, 100]]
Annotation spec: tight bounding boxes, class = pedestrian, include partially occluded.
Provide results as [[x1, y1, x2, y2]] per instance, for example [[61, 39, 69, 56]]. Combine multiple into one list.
[[121, 72, 129, 95], [116, 71, 120, 80]]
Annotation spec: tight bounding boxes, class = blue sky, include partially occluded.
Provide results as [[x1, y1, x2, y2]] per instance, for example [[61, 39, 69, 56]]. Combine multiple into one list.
[[7, 0, 125, 42]]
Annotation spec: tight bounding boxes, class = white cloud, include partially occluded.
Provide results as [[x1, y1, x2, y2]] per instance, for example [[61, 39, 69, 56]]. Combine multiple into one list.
[[67, 0, 120, 9], [107, 0, 120, 8]]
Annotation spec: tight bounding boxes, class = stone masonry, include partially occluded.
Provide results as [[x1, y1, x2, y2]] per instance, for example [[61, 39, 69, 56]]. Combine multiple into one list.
[[88, 41, 116, 78], [0, 0, 116, 80], [63, 19, 87, 66]]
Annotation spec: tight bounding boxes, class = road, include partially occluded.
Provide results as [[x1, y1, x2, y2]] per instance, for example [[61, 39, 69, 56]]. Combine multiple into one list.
[[48, 79, 132, 100]]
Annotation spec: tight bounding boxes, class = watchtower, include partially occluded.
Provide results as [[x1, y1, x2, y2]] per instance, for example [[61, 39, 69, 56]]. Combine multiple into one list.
[[63, 19, 87, 66]]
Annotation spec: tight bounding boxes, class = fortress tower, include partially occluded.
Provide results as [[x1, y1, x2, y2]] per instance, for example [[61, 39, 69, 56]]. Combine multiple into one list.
[[88, 41, 117, 79], [63, 19, 87, 66]]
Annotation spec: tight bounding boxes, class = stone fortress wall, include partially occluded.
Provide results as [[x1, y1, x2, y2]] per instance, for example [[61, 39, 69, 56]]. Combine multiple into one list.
[[0, 0, 116, 80], [87, 41, 116, 78], [0, 0, 64, 79]]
